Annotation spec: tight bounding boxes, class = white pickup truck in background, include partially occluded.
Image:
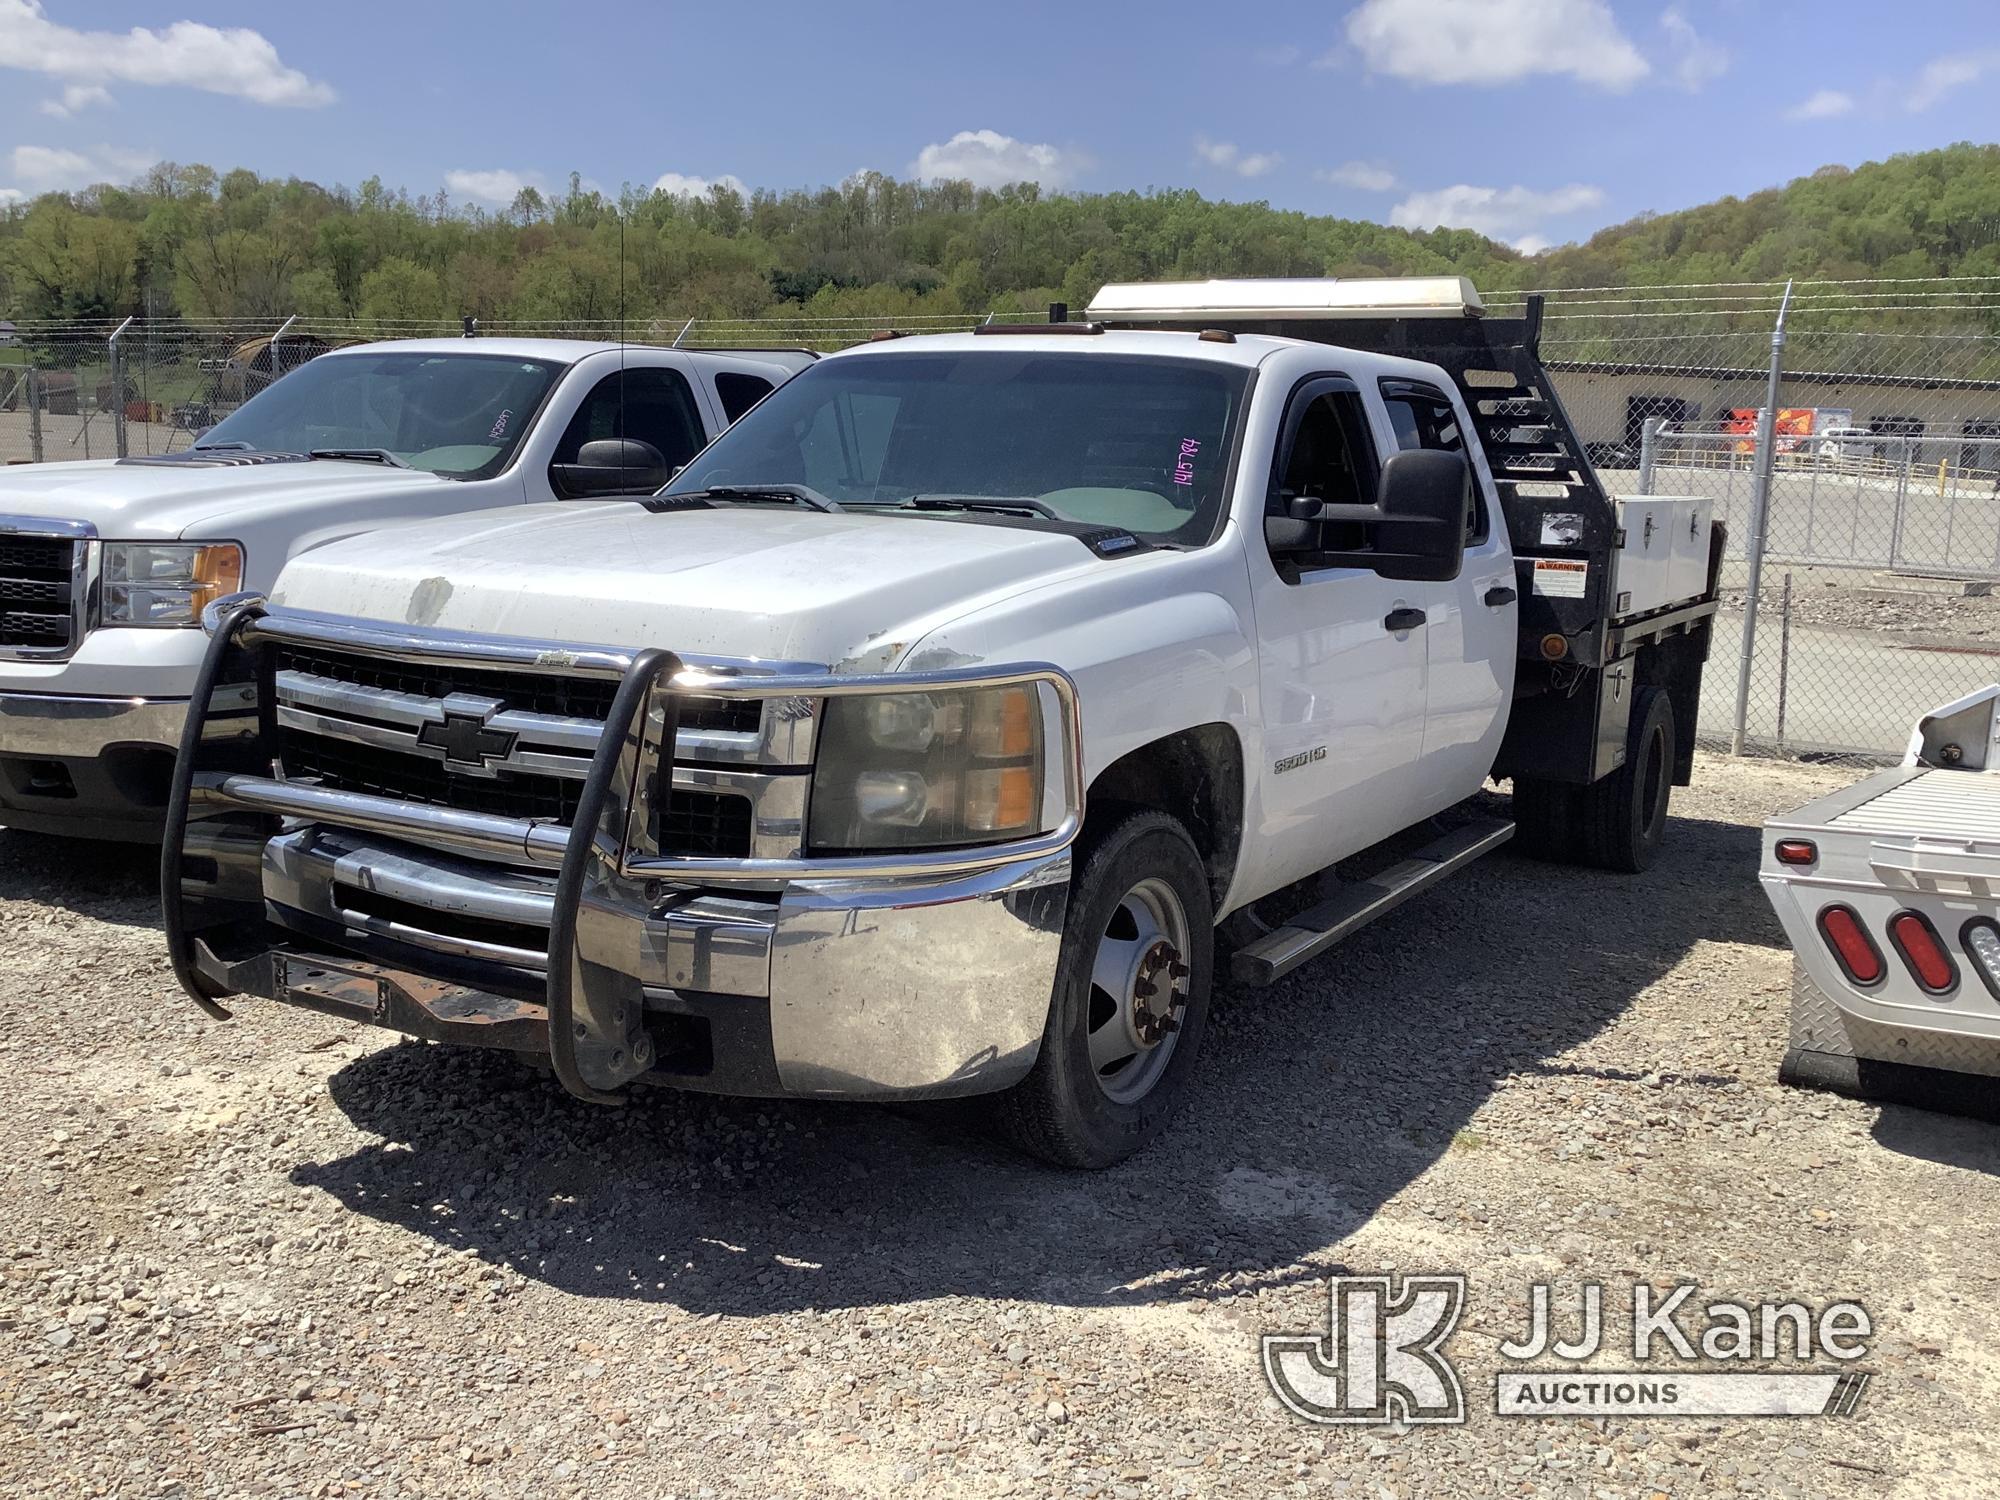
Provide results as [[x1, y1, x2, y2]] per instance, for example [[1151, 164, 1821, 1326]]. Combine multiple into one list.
[[0, 339, 809, 838], [165, 277, 1724, 1166], [1763, 683, 2000, 1118]]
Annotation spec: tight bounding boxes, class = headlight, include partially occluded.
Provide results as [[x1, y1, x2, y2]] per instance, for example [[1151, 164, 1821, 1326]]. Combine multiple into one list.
[[101, 542, 244, 627], [808, 682, 1059, 851]]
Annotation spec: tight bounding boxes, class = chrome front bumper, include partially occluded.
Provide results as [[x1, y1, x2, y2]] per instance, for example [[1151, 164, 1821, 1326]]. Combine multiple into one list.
[[164, 602, 1082, 1104], [0, 691, 189, 757], [250, 826, 1069, 1098]]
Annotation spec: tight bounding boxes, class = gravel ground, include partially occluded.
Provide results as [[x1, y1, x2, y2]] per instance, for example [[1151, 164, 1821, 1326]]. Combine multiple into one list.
[[1, 753, 1995, 1498], [1718, 572, 2000, 645]]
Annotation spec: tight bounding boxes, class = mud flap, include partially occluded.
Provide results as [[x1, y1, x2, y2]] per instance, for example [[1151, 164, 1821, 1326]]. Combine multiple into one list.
[[160, 598, 276, 1019], [545, 647, 683, 1104]]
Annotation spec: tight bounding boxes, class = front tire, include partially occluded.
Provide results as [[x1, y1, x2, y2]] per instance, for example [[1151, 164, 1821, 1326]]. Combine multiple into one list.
[[991, 809, 1215, 1168]]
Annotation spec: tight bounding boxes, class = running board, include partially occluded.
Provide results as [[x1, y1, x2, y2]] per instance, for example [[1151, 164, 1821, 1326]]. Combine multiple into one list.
[[1231, 817, 1516, 986]]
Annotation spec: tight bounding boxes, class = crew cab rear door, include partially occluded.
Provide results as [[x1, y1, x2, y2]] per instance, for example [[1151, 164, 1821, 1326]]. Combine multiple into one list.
[[1379, 377, 1517, 792]]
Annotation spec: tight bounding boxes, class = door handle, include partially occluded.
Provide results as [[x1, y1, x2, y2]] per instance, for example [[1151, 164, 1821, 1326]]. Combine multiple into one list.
[[1383, 607, 1427, 632], [1483, 585, 1517, 607]]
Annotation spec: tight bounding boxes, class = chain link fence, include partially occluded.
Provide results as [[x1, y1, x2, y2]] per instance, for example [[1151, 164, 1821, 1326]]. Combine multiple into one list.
[[5, 280, 1997, 765]]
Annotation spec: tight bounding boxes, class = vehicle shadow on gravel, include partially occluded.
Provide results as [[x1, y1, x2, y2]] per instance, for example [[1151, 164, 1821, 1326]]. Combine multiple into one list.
[[294, 809, 1775, 1317], [1870, 1108, 2000, 1177], [0, 828, 160, 927]]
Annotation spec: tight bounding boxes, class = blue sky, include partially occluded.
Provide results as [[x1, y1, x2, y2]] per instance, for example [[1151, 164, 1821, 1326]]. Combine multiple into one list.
[[3, 0, 1997, 252]]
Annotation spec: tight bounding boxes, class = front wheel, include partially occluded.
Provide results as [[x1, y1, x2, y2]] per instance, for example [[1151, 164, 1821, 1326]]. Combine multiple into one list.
[[991, 809, 1215, 1168]]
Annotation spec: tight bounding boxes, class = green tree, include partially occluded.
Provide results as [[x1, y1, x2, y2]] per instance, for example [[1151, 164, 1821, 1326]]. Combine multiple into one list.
[[358, 256, 444, 327]]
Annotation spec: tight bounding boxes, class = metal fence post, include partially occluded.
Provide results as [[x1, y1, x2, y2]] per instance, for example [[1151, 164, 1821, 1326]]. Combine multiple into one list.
[[26, 367, 43, 464], [108, 315, 134, 459], [1729, 279, 1793, 757], [1888, 436, 1910, 571], [1638, 416, 1661, 493]]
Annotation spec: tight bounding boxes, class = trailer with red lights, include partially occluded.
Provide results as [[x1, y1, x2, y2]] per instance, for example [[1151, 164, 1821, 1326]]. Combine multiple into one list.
[[1762, 684, 2000, 1117]]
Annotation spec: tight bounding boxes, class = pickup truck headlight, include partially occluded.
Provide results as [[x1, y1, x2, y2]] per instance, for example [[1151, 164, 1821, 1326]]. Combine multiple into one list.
[[808, 684, 1056, 851], [101, 542, 244, 627]]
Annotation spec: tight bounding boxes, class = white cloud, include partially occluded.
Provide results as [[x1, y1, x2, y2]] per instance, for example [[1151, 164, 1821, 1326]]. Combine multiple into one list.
[[651, 171, 749, 199], [1193, 136, 1281, 179], [1390, 181, 1606, 251], [5, 143, 153, 194], [0, 0, 333, 107], [909, 130, 1082, 190], [1905, 50, 2000, 112], [0, 187, 24, 207], [444, 168, 544, 206], [38, 82, 112, 118], [1659, 7, 1728, 91], [1345, 0, 1649, 89], [1317, 160, 1398, 191], [1786, 88, 1854, 121]]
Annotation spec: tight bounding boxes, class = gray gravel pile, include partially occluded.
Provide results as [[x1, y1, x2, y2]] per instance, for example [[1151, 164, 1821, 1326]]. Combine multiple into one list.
[[1719, 576, 2000, 642], [0, 755, 1994, 1497]]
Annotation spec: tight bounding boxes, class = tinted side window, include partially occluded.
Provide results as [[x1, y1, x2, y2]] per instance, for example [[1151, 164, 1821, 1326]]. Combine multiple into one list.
[[714, 372, 774, 424], [1381, 380, 1486, 543], [553, 369, 707, 470], [1266, 386, 1380, 575]]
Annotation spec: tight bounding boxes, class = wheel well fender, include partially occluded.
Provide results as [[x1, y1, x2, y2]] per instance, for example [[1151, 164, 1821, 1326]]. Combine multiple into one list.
[[1085, 724, 1245, 910]]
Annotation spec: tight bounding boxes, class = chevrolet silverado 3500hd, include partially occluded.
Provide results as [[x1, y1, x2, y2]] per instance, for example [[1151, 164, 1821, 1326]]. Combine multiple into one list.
[[0, 338, 808, 839], [164, 278, 1722, 1166]]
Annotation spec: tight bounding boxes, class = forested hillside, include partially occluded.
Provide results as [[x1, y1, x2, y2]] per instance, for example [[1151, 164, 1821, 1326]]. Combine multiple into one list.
[[2, 143, 1996, 330]]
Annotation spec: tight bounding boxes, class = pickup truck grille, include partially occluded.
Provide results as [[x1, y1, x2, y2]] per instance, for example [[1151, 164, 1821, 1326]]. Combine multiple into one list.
[[269, 644, 785, 859], [271, 645, 761, 734], [0, 536, 80, 655]]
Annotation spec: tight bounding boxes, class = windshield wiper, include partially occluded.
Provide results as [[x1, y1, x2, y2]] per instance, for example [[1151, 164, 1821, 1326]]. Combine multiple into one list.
[[655, 484, 844, 513], [308, 447, 411, 469], [897, 494, 1061, 520]]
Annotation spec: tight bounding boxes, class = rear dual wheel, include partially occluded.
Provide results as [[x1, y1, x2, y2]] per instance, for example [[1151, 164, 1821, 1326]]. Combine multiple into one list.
[[1512, 686, 1675, 873]]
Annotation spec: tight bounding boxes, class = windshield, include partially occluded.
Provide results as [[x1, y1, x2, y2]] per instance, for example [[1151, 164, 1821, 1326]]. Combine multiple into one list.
[[199, 351, 565, 479], [666, 350, 1249, 543]]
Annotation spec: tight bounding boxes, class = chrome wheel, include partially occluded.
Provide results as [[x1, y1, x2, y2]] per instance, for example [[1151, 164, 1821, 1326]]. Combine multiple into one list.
[[1085, 875, 1192, 1105]]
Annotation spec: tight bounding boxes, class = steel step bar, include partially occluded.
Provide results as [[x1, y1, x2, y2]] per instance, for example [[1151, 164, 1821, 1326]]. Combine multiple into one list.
[[1231, 816, 1517, 986]]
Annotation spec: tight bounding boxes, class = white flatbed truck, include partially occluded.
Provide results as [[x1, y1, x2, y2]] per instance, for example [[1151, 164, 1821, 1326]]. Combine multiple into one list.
[[163, 277, 1725, 1166]]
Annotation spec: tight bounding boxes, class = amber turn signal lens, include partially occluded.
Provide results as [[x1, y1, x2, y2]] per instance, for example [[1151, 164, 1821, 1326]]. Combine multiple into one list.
[[1539, 633, 1569, 661], [964, 766, 1037, 833]]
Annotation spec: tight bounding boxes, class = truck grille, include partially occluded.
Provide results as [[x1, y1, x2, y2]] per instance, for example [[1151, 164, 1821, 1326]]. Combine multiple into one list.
[[270, 644, 773, 858], [0, 536, 79, 654], [270, 645, 762, 734]]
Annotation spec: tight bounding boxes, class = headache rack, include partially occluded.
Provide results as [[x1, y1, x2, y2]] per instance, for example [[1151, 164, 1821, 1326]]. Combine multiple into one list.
[[1092, 291, 1625, 670]]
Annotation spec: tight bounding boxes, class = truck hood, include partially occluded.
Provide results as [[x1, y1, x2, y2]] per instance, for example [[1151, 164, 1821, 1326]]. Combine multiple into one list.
[[268, 502, 1109, 667], [0, 457, 445, 540]]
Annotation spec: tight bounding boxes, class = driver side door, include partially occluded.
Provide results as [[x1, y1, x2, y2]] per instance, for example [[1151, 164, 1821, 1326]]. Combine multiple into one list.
[[1249, 377, 1438, 892]]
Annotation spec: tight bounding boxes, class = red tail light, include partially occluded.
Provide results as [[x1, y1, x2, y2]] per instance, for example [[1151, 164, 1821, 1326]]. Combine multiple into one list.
[[1818, 906, 1884, 986], [1774, 839, 1817, 866], [1889, 912, 1957, 994]]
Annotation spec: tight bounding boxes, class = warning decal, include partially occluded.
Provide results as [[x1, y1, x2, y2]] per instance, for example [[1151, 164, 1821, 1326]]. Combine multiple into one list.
[[1531, 558, 1589, 599]]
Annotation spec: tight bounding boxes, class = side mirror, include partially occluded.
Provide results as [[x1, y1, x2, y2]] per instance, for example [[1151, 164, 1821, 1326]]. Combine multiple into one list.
[[1370, 449, 1469, 582], [551, 437, 670, 498]]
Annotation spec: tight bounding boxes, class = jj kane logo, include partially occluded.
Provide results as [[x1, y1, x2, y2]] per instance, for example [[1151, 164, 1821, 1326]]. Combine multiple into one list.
[[1263, 1274, 1874, 1425]]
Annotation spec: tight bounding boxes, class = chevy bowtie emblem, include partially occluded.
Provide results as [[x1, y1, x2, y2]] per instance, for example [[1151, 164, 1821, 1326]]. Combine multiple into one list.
[[417, 707, 517, 772]]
